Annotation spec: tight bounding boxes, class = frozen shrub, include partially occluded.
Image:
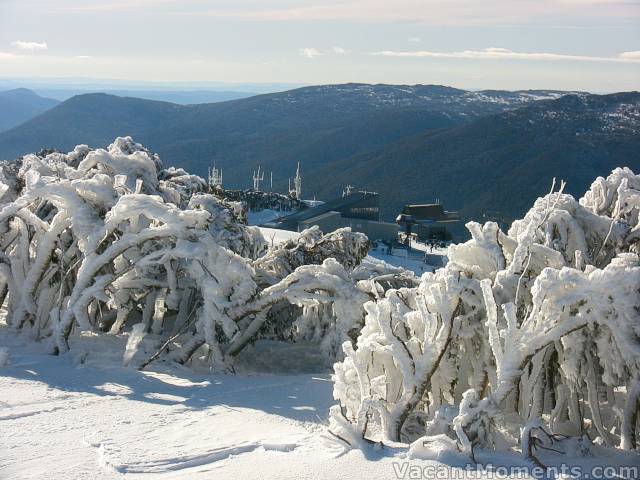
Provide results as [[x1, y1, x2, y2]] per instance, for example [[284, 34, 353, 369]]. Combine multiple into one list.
[[331, 168, 640, 458], [0, 138, 403, 371]]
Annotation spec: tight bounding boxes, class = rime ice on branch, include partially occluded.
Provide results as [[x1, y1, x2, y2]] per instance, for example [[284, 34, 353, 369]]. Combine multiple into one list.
[[0, 137, 413, 369], [331, 167, 640, 457], [1, 137, 638, 458]]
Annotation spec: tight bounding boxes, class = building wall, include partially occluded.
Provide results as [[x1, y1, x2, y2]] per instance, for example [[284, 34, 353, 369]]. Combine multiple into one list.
[[345, 219, 398, 243], [335, 193, 381, 221], [415, 224, 454, 241]]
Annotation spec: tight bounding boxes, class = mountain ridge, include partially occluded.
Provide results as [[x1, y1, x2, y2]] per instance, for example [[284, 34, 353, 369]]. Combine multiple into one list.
[[0, 84, 637, 237], [0, 83, 581, 165], [303, 92, 640, 230], [0, 88, 60, 133]]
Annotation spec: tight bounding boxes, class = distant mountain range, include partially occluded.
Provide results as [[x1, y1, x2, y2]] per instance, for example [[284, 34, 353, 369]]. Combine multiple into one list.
[[0, 89, 59, 132], [0, 84, 577, 168], [0, 83, 637, 236], [0, 78, 301, 101], [34, 89, 256, 105], [304, 92, 640, 231]]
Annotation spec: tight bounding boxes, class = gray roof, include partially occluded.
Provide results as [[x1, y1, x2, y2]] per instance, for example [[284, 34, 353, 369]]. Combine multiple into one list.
[[402, 203, 460, 222], [299, 210, 341, 225], [265, 191, 376, 229]]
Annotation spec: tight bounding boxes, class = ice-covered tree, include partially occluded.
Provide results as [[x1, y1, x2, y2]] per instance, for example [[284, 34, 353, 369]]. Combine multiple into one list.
[[3, 136, 637, 460], [0, 138, 412, 371], [331, 168, 640, 459]]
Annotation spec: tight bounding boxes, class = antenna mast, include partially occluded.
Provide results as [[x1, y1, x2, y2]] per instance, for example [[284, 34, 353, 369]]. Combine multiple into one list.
[[252, 166, 264, 191], [294, 162, 302, 199], [209, 163, 223, 188]]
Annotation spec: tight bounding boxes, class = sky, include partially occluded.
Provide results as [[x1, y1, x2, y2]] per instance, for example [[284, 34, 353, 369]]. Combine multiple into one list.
[[0, 0, 639, 91]]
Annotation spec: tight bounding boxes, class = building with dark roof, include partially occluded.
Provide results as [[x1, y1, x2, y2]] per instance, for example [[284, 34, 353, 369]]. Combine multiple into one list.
[[398, 203, 460, 241], [263, 190, 398, 243]]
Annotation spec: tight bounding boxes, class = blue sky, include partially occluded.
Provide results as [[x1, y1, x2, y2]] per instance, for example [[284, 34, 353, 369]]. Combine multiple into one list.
[[0, 0, 638, 91]]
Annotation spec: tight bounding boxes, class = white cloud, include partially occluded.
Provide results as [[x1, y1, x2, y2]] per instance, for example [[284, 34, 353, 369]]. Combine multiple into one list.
[[11, 40, 48, 51], [617, 51, 640, 60], [372, 47, 640, 63], [299, 47, 324, 59], [299, 47, 350, 58], [408, 37, 422, 43]]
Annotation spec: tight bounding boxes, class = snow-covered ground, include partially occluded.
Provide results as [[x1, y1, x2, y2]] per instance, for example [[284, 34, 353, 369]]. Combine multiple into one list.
[[258, 226, 300, 247], [2, 324, 639, 480], [1, 324, 339, 480], [368, 241, 448, 276]]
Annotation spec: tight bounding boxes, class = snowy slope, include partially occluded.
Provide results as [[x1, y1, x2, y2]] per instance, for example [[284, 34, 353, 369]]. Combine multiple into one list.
[[0, 325, 333, 479], [2, 323, 639, 480], [0, 323, 458, 480]]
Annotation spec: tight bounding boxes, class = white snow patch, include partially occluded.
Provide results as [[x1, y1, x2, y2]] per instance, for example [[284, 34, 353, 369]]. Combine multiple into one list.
[[367, 241, 448, 275], [258, 227, 300, 246]]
